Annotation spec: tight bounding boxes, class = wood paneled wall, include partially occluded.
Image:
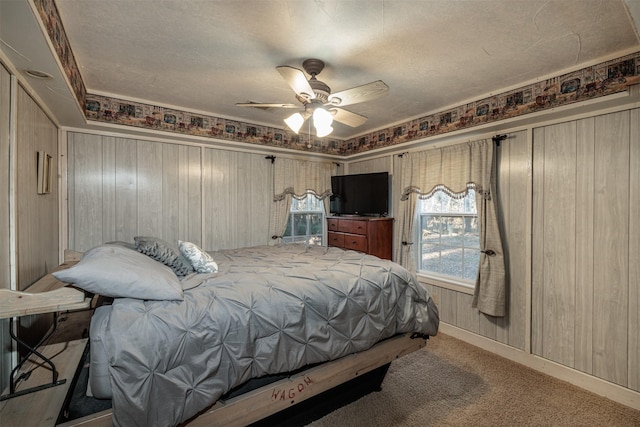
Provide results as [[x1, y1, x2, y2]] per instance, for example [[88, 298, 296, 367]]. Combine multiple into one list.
[[202, 149, 271, 250], [67, 132, 272, 251], [16, 86, 59, 290], [0, 83, 60, 368], [0, 62, 11, 392], [0, 65, 9, 290], [347, 157, 391, 175], [532, 109, 640, 391]]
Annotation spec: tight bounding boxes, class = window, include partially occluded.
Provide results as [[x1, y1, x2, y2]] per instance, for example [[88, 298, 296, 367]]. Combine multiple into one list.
[[282, 194, 325, 245], [416, 189, 479, 284]]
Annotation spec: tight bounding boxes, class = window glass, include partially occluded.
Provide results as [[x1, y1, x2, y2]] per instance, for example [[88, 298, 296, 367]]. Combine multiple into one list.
[[282, 194, 325, 245], [417, 190, 479, 283]]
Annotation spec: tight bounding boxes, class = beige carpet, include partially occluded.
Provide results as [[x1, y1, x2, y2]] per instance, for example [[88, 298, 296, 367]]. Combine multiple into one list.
[[309, 334, 640, 427]]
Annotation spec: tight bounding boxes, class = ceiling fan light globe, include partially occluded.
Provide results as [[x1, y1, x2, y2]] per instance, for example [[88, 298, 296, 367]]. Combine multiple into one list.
[[284, 112, 305, 134], [315, 124, 333, 137], [313, 107, 334, 128]]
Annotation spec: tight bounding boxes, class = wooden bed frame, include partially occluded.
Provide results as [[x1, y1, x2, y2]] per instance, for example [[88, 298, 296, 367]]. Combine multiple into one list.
[[59, 333, 426, 427], [2, 250, 430, 427]]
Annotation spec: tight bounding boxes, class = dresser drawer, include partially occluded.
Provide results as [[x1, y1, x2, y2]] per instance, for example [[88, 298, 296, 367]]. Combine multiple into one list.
[[342, 234, 368, 252], [327, 218, 340, 232], [327, 232, 345, 248], [337, 219, 368, 235]]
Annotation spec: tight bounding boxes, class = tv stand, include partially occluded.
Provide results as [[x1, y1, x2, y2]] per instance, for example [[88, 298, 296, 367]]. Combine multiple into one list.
[[327, 216, 393, 260]]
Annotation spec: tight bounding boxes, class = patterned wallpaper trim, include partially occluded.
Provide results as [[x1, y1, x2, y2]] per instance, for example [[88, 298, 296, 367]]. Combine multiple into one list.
[[33, 0, 87, 109], [35, 0, 640, 156]]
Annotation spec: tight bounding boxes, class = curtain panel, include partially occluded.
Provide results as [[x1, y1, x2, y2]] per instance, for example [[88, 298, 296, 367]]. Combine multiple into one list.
[[268, 158, 335, 244], [395, 139, 506, 317]]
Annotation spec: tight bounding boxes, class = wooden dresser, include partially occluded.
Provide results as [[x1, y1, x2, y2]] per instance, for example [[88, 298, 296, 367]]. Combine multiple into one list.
[[327, 216, 393, 260]]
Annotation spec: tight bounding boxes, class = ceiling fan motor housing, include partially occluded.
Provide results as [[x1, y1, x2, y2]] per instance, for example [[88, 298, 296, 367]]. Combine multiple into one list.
[[295, 78, 330, 104], [310, 79, 330, 102], [302, 58, 331, 102]]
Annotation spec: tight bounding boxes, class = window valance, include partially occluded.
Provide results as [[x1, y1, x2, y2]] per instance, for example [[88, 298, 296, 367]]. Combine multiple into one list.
[[273, 158, 334, 201], [399, 139, 491, 200], [269, 158, 336, 245]]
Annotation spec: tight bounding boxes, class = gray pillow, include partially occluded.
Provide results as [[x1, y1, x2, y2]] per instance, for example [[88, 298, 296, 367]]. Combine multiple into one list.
[[52, 244, 183, 301], [134, 236, 195, 277]]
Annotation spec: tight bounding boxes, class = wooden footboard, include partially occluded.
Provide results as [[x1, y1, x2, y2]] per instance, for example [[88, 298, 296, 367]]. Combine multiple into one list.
[[58, 333, 428, 427]]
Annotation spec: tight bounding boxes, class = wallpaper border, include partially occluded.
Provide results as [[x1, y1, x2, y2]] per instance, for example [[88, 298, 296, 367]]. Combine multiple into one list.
[[35, 0, 640, 156]]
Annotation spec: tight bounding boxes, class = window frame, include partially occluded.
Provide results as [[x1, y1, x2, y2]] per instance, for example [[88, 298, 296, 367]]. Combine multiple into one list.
[[281, 194, 326, 246], [415, 190, 479, 294]]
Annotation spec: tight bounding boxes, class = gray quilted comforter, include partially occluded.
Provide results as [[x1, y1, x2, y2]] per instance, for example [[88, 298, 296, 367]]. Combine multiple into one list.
[[93, 244, 439, 426]]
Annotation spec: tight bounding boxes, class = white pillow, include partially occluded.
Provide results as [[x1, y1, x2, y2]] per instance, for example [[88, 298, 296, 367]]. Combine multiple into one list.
[[178, 240, 218, 273], [53, 244, 184, 301]]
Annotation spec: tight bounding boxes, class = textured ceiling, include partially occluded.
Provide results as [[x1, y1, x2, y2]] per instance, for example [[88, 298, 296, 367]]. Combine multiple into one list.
[[2, 0, 640, 139]]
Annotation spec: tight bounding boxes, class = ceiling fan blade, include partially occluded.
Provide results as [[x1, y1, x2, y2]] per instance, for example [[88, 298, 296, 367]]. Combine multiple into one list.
[[276, 66, 316, 100], [329, 107, 368, 127], [236, 102, 300, 109], [327, 80, 389, 107]]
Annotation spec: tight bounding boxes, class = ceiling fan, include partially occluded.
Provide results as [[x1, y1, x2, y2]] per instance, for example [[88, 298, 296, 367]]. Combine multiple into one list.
[[236, 59, 389, 137]]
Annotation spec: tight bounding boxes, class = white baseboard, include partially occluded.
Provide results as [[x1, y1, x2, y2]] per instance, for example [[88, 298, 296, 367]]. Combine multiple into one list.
[[439, 323, 640, 412]]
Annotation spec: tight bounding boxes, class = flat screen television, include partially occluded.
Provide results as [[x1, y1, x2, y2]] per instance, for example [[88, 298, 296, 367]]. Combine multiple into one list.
[[330, 172, 389, 217]]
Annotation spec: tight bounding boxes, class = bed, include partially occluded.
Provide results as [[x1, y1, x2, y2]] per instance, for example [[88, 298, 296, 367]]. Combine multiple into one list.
[[52, 240, 439, 427]]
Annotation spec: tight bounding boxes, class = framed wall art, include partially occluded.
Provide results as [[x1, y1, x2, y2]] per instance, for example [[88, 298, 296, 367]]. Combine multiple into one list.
[[37, 151, 52, 194]]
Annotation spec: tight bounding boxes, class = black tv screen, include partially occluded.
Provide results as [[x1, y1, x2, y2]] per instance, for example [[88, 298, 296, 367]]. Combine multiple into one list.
[[330, 172, 389, 217]]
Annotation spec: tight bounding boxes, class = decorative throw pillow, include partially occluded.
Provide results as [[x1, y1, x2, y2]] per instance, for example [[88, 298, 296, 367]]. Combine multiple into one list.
[[134, 236, 195, 277], [178, 240, 218, 273], [52, 244, 183, 301]]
